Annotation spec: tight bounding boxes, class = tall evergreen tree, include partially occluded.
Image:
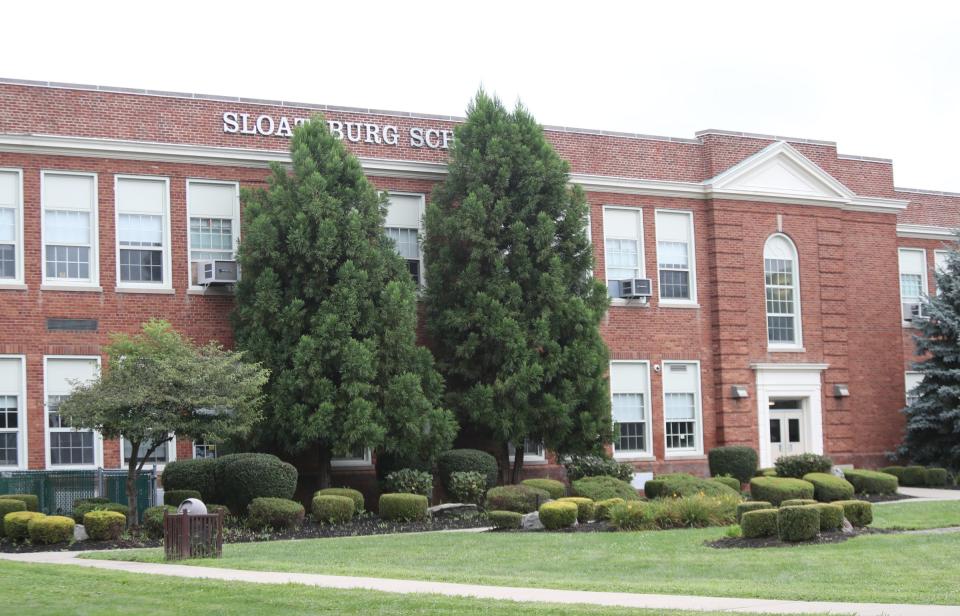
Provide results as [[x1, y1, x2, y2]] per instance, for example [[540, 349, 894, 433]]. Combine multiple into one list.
[[425, 91, 612, 483], [899, 240, 960, 471], [233, 117, 457, 488]]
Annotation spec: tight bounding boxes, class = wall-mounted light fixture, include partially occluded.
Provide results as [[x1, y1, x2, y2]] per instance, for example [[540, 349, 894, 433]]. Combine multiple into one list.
[[833, 384, 850, 398], [731, 385, 749, 399]]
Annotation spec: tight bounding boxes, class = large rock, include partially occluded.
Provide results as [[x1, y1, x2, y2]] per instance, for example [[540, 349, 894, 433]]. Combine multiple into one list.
[[74, 524, 88, 541], [427, 503, 478, 518], [521, 511, 543, 530]]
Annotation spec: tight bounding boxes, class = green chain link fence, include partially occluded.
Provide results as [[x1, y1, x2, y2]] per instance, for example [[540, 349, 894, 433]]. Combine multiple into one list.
[[0, 469, 156, 521]]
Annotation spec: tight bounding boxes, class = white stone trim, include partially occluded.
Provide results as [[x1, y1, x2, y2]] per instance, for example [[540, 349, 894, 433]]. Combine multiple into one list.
[[752, 363, 828, 468], [897, 224, 956, 240]]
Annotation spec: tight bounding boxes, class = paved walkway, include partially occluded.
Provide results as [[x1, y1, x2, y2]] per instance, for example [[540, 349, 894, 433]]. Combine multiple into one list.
[[894, 486, 960, 501], [1, 550, 956, 616]]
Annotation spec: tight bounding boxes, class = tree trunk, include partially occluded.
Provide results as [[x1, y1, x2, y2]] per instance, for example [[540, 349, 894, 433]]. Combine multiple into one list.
[[317, 446, 332, 490], [126, 441, 140, 528], [498, 442, 511, 485], [511, 444, 525, 484]]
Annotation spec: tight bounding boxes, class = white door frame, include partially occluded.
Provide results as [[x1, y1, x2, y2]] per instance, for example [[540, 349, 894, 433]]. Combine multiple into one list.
[[752, 363, 828, 468]]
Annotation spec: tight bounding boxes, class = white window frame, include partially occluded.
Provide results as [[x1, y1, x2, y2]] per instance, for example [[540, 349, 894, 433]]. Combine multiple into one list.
[[662, 360, 704, 457], [186, 179, 241, 291], [114, 175, 173, 292], [655, 209, 697, 306], [331, 447, 373, 469], [0, 168, 24, 287], [384, 192, 426, 288], [120, 435, 177, 470], [610, 360, 653, 460], [43, 355, 103, 470], [0, 355, 27, 469], [934, 249, 950, 295], [40, 170, 100, 289], [193, 442, 218, 459], [904, 371, 923, 406], [898, 247, 927, 327], [508, 438, 547, 464], [602, 206, 645, 304], [764, 233, 803, 351]]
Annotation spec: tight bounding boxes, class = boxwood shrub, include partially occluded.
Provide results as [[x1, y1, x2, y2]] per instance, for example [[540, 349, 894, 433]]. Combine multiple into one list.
[[28, 515, 75, 544], [595, 497, 626, 521], [484, 485, 549, 513], [842, 469, 898, 495], [83, 510, 126, 540], [749, 477, 814, 506], [609, 501, 648, 530], [0, 494, 39, 512], [573, 475, 639, 501], [437, 449, 498, 490], [756, 467, 777, 477], [644, 473, 738, 499], [813, 503, 844, 531], [802, 472, 854, 502], [539, 501, 578, 530], [164, 490, 202, 507], [562, 455, 634, 482], [777, 505, 820, 542], [521, 478, 566, 499], [215, 453, 298, 514], [0, 499, 26, 537], [780, 498, 817, 507], [834, 499, 873, 527], [707, 446, 758, 483], [379, 493, 428, 521], [773, 453, 832, 479], [142, 505, 177, 539], [312, 495, 354, 524], [489, 510, 523, 529], [161, 458, 216, 502], [740, 508, 778, 538], [713, 475, 741, 492], [72, 501, 129, 524], [736, 500, 773, 523], [5, 511, 45, 541], [925, 468, 951, 487], [314, 488, 365, 514], [246, 497, 305, 530], [557, 497, 595, 523], [899, 466, 928, 487], [879, 466, 905, 480], [384, 468, 433, 499]]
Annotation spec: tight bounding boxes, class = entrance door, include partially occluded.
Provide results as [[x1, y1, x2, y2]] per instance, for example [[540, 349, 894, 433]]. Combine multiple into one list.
[[768, 399, 806, 463]]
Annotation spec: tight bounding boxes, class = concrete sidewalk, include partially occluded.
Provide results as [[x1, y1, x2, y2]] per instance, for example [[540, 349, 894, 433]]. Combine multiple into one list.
[[1, 550, 955, 616], [894, 486, 960, 501]]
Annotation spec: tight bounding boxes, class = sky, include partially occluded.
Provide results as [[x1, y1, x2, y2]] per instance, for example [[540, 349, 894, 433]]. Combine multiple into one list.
[[3, 1, 958, 191]]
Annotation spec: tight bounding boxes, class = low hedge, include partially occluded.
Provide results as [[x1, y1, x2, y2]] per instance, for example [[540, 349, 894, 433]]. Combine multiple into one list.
[[713, 475, 741, 492], [521, 478, 566, 499], [84, 510, 126, 540], [749, 477, 814, 506], [379, 493, 428, 521], [736, 501, 773, 523], [142, 505, 177, 539], [5, 511, 45, 541], [842, 469, 898, 495], [925, 468, 951, 487], [881, 465, 926, 487], [557, 497, 595, 523], [438, 449, 499, 490], [781, 498, 817, 507], [774, 453, 832, 479], [28, 515, 75, 544], [539, 501, 578, 530], [489, 510, 523, 530], [834, 500, 873, 527], [777, 505, 820, 542], [485, 485, 550, 513], [573, 475, 638, 501], [383, 468, 433, 499], [72, 501, 129, 524], [314, 488, 365, 514], [812, 503, 844, 531], [802, 472, 854, 502], [643, 473, 738, 499], [312, 495, 354, 524], [609, 501, 647, 530], [0, 494, 39, 512], [707, 446, 758, 483], [562, 454, 634, 482], [756, 468, 777, 477], [740, 508, 778, 538], [0, 499, 27, 536], [161, 458, 216, 501], [247, 497, 305, 530], [164, 489, 202, 507], [74, 497, 110, 507], [595, 497, 626, 521]]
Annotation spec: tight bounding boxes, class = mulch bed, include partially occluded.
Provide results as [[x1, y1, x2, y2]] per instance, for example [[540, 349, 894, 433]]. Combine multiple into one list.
[[706, 527, 896, 549], [856, 493, 913, 503]]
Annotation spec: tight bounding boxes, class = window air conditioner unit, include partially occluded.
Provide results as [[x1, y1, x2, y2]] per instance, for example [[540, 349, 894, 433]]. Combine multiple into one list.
[[619, 278, 652, 299], [197, 260, 240, 285], [910, 302, 931, 322]]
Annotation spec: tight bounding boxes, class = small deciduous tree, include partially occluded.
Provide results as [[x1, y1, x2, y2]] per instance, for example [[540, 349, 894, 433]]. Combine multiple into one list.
[[56, 320, 269, 524]]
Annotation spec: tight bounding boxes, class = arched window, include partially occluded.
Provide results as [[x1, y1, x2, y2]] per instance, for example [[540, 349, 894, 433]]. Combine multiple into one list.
[[763, 234, 802, 348]]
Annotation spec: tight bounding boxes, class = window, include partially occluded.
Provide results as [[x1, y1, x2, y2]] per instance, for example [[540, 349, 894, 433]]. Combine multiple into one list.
[[123, 437, 172, 466], [663, 361, 702, 454], [187, 180, 239, 286], [603, 207, 643, 298], [384, 193, 424, 286], [508, 438, 546, 461], [331, 446, 372, 467], [115, 176, 170, 288], [194, 442, 217, 459], [763, 234, 802, 347], [0, 357, 24, 467], [0, 170, 22, 283], [656, 210, 695, 302], [45, 357, 99, 468], [934, 250, 950, 295], [42, 172, 97, 285], [905, 372, 922, 406], [898, 248, 927, 323], [609, 361, 650, 457]]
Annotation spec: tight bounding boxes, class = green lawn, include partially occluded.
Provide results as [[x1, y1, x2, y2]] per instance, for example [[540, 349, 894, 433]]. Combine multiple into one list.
[[0, 561, 830, 616], [872, 500, 960, 529]]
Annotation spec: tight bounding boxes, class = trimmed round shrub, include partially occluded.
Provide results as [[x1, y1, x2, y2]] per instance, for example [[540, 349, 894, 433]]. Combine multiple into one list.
[[161, 458, 216, 501], [142, 505, 177, 539], [489, 510, 523, 530], [437, 449, 498, 490], [708, 446, 758, 483], [0, 499, 27, 537], [164, 489, 202, 507], [842, 469, 898, 495], [74, 497, 110, 507], [485, 485, 550, 513], [379, 493, 428, 521], [562, 455, 634, 482], [899, 465, 927, 487], [713, 475, 741, 492], [802, 472, 854, 502], [28, 515, 75, 544], [314, 488, 364, 514], [609, 501, 648, 530], [781, 498, 817, 507], [756, 467, 777, 477], [813, 503, 843, 531], [777, 505, 820, 542], [879, 466, 905, 481], [5, 511, 45, 541], [749, 477, 815, 506], [0, 494, 39, 512], [774, 453, 832, 479], [539, 501, 578, 530], [557, 497, 595, 523], [595, 497, 626, 521], [643, 479, 666, 497], [312, 495, 354, 524], [84, 510, 126, 540], [246, 497, 305, 530], [643, 473, 738, 499], [925, 467, 950, 487], [214, 453, 298, 515], [448, 471, 487, 505], [740, 508, 778, 538], [384, 468, 433, 499], [521, 478, 566, 499], [572, 476, 638, 501], [834, 499, 873, 527], [72, 501, 129, 524], [736, 501, 773, 523]]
